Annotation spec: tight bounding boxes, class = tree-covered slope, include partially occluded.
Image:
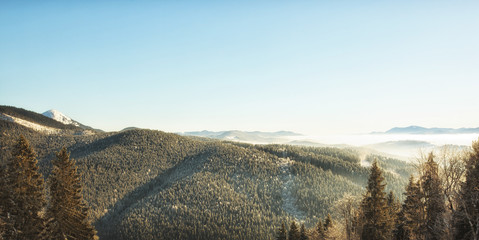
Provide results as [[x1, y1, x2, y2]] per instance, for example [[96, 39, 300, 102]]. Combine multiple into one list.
[[0, 112, 412, 240]]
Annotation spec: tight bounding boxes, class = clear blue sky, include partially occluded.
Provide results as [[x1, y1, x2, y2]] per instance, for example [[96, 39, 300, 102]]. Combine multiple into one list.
[[1, 1, 478, 134]]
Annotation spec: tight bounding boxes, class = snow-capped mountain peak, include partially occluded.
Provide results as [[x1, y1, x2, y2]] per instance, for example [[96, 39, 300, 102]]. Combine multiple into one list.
[[42, 109, 79, 126]]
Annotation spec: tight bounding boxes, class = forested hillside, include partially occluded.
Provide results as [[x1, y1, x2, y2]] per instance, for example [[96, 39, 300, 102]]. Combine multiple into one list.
[[0, 106, 412, 240]]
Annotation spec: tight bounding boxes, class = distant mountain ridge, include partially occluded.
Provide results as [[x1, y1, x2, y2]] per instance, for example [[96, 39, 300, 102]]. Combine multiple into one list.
[[375, 125, 479, 134], [180, 130, 302, 143]]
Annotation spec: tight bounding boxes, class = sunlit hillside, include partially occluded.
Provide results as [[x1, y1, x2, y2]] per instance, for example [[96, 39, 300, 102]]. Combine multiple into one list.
[[0, 106, 411, 239]]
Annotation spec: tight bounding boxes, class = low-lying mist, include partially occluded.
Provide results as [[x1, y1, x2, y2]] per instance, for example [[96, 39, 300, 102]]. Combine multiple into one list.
[[291, 133, 479, 146], [287, 133, 479, 160]]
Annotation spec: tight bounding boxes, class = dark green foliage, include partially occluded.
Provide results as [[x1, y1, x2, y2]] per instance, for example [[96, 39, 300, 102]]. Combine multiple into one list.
[[421, 153, 446, 239], [317, 219, 325, 237], [324, 213, 332, 231], [277, 222, 287, 240], [47, 147, 97, 240], [255, 144, 368, 181], [289, 221, 300, 240], [291, 161, 363, 224], [6, 136, 46, 240], [257, 145, 409, 221], [300, 223, 308, 240], [316, 213, 334, 239], [360, 161, 393, 240], [394, 211, 408, 240], [454, 141, 479, 240], [364, 154, 413, 201], [113, 157, 285, 240], [387, 191, 400, 238], [395, 176, 423, 240]]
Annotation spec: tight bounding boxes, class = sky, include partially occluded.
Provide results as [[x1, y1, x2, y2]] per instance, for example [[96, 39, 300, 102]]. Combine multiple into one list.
[[1, 1, 478, 135]]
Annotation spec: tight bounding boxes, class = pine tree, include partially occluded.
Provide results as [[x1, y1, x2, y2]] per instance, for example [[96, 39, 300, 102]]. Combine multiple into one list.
[[317, 219, 325, 238], [299, 223, 308, 240], [421, 153, 446, 240], [360, 160, 392, 240], [277, 222, 287, 240], [454, 140, 479, 240], [6, 135, 46, 240], [317, 216, 333, 240], [324, 213, 332, 231], [386, 191, 400, 239], [352, 204, 366, 239], [47, 147, 97, 240], [289, 221, 300, 240], [394, 210, 408, 240], [396, 176, 423, 240], [394, 176, 423, 240], [387, 191, 400, 217]]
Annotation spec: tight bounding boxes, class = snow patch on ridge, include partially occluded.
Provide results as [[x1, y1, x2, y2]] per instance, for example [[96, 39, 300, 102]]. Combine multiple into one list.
[[0, 113, 61, 134], [42, 109, 79, 126]]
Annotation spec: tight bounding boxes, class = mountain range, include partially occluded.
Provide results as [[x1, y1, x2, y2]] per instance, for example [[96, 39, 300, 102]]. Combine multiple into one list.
[[180, 130, 302, 143], [0, 105, 411, 240], [6, 105, 473, 160], [375, 125, 479, 134]]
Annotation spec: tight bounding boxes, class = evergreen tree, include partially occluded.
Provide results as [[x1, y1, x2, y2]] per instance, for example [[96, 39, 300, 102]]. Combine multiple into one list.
[[395, 176, 423, 240], [387, 191, 400, 217], [421, 153, 446, 240], [47, 147, 97, 240], [317, 219, 325, 238], [317, 215, 333, 240], [324, 213, 332, 231], [360, 160, 392, 240], [299, 223, 308, 240], [387, 191, 400, 239], [454, 140, 479, 240], [394, 210, 408, 240], [289, 221, 300, 240], [321, 213, 333, 239], [277, 222, 287, 240], [352, 207, 365, 239], [6, 135, 46, 240]]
